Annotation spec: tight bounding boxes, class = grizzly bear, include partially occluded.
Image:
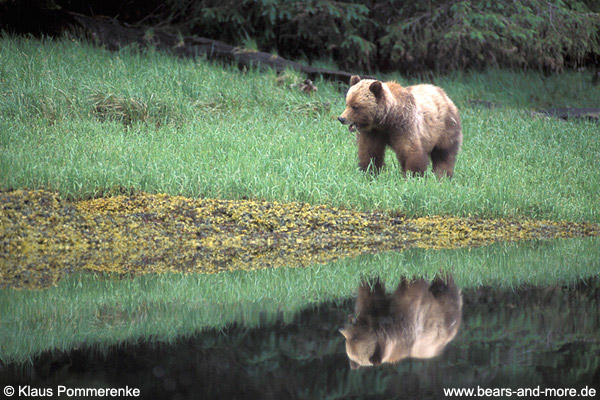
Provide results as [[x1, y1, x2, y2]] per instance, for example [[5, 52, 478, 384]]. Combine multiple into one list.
[[339, 273, 462, 369], [338, 75, 462, 178]]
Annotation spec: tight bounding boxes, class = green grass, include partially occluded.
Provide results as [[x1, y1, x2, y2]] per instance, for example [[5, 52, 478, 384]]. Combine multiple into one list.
[[1, 36, 599, 221], [432, 68, 600, 109], [1, 237, 599, 364]]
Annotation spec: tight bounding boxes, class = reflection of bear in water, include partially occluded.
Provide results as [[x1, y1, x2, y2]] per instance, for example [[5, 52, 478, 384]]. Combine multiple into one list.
[[340, 274, 462, 369]]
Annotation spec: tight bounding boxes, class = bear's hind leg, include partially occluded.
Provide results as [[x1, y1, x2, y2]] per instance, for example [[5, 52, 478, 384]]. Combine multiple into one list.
[[431, 145, 457, 179], [358, 134, 386, 174]]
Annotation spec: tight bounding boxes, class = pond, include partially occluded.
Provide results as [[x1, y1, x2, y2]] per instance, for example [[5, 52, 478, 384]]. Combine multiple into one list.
[[1, 238, 599, 399]]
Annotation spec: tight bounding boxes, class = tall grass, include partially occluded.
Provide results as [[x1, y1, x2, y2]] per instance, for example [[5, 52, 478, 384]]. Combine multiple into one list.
[[1, 236, 598, 364], [1, 36, 599, 222]]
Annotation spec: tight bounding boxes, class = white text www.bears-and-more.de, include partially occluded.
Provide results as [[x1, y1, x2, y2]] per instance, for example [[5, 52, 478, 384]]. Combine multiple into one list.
[[443, 386, 597, 398]]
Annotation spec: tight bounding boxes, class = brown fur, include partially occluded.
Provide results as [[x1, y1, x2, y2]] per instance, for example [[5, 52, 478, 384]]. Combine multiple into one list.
[[339, 76, 462, 178], [339, 274, 462, 369]]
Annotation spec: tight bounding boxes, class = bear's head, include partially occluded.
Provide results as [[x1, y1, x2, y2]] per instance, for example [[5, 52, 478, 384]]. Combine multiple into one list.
[[338, 75, 395, 132], [339, 321, 383, 369]]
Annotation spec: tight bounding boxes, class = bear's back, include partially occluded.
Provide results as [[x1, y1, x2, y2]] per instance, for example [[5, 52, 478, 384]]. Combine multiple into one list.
[[407, 84, 457, 115]]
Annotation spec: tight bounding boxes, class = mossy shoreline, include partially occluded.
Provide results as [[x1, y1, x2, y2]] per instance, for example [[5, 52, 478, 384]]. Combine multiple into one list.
[[2, 189, 599, 290]]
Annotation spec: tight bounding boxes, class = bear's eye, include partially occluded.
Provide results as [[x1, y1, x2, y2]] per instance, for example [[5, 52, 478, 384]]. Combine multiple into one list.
[[351, 106, 359, 111]]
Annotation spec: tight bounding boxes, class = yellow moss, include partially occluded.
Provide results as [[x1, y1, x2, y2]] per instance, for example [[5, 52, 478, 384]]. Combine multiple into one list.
[[1, 190, 599, 289]]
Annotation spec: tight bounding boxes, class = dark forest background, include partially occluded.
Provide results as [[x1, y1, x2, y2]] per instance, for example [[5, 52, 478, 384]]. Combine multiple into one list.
[[1, 0, 599, 74]]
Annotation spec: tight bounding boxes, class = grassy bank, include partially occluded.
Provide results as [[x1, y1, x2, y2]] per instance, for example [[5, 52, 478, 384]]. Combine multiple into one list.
[[1, 237, 599, 363], [1, 36, 599, 222]]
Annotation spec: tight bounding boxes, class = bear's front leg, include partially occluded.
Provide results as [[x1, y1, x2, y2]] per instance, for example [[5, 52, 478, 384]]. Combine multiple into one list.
[[357, 133, 386, 174], [399, 150, 429, 177]]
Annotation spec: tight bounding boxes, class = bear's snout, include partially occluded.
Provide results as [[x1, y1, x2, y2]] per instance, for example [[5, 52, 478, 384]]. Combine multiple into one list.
[[338, 117, 347, 124]]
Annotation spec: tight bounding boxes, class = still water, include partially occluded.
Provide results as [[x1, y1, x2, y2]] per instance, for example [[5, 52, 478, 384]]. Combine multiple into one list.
[[2, 272, 599, 399]]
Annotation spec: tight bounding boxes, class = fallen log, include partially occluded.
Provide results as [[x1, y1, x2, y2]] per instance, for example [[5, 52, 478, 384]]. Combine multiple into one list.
[[16, 10, 373, 84], [532, 108, 600, 122]]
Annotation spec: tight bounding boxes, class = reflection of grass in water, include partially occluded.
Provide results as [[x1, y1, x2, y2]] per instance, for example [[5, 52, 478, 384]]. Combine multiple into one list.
[[2, 190, 599, 289], [1, 237, 599, 363]]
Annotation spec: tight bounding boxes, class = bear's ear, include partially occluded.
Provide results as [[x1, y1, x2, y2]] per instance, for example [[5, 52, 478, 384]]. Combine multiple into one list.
[[369, 81, 383, 98], [350, 75, 361, 86]]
